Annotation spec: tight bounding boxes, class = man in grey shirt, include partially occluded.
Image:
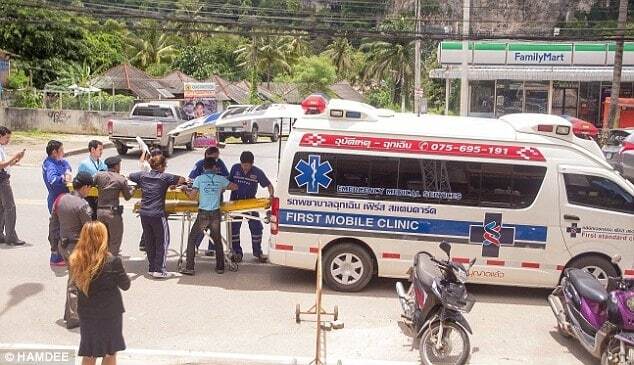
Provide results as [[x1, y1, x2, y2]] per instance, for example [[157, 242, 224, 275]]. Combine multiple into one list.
[[49, 171, 93, 329], [0, 126, 25, 245]]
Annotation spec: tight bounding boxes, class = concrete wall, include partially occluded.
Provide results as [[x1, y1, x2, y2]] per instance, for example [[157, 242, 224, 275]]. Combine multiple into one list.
[[0, 107, 127, 134]]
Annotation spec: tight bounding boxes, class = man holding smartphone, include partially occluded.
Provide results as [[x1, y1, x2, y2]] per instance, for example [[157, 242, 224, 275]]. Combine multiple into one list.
[[0, 126, 25, 245]]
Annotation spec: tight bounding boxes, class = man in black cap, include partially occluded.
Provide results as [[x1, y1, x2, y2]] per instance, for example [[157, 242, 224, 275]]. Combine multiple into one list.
[[94, 156, 133, 256], [49, 171, 93, 329]]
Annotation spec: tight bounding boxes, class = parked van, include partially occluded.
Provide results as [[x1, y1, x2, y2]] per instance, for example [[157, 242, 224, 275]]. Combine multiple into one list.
[[269, 95, 634, 292]]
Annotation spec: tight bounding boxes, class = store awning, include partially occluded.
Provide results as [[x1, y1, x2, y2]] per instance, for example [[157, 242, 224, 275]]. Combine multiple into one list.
[[429, 66, 634, 82]]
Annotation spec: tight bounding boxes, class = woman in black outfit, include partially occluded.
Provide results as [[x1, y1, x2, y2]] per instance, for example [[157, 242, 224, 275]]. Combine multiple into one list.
[[69, 221, 130, 365]]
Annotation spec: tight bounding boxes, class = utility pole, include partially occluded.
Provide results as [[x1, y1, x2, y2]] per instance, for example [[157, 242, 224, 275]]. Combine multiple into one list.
[[605, 0, 628, 132], [459, 0, 471, 116], [414, 0, 421, 114]]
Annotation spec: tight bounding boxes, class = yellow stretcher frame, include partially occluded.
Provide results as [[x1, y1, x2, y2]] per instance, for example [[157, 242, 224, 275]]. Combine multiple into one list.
[[68, 183, 271, 271], [132, 198, 271, 272]]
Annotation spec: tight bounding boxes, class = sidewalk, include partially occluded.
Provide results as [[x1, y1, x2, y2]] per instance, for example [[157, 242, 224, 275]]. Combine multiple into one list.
[[7, 131, 113, 166]]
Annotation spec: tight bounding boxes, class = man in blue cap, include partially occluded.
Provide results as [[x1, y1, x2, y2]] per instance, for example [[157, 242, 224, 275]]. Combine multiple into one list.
[[228, 151, 274, 263]]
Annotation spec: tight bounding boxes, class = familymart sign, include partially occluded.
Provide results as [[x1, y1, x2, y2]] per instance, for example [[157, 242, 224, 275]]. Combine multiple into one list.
[[439, 41, 634, 66]]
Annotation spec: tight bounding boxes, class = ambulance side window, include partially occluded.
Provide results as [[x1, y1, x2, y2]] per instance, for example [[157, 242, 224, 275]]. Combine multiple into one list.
[[564, 174, 634, 214]]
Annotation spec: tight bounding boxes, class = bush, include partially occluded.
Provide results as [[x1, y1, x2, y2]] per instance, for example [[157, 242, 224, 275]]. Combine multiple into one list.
[[6, 69, 29, 89], [13, 88, 42, 108]]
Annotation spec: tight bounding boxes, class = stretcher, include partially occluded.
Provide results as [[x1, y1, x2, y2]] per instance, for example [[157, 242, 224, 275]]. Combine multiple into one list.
[[133, 198, 271, 272]]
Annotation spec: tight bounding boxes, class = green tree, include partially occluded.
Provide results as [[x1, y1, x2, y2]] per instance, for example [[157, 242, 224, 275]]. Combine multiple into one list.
[[0, 2, 89, 88], [286, 55, 336, 97], [235, 35, 299, 98], [322, 37, 355, 80], [127, 20, 179, 70], [172, 35, 246, 80], [360, 17, 415, 111]]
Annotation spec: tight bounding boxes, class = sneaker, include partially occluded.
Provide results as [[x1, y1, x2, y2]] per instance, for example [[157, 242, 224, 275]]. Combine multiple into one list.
[[255, 255, 268, 264], [50, 253, 66, 267], [231, 253, 243, 263], [151, 271, 172, 279], [179, 268, 195, 276], [215, 267, 225, 274], [205, 250, 215, 257]]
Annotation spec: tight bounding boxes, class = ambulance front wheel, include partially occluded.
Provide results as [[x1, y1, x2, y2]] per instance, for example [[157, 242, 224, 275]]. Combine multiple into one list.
[[323, 243, 374, 292]]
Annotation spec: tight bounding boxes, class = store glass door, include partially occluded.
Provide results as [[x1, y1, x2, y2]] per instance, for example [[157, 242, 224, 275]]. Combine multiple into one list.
[[552, 82, 579, 117]]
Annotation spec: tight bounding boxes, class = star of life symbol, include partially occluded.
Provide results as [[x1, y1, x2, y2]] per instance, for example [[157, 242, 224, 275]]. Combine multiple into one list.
[[517, 147, 541, 160], [294, 155, 333, 194], [566, 223, 582, 238], [303, 133, 326, 147]]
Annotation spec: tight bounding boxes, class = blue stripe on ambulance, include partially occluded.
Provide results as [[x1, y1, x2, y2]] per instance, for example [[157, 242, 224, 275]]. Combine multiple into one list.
[[279, 209, 547, 244]]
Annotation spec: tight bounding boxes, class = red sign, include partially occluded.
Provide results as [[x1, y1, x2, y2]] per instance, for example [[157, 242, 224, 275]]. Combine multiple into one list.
[[299, 133, 546, 162]]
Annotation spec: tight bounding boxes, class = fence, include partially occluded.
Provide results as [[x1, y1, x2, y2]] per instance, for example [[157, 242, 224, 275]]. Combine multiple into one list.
[[1, 88, 135, 112]]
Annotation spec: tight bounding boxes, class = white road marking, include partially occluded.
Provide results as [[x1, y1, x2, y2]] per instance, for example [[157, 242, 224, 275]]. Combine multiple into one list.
[[0, 343, 417, 365]]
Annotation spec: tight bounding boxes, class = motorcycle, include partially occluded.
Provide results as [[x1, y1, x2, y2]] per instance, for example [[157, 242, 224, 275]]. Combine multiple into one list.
[[396, 241, 476, 365], [548, 261, 634, 365]]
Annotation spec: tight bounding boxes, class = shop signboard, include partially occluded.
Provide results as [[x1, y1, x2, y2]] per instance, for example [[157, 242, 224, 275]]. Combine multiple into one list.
[[439, 41, 634, 66], [507, 43, 572, 65]]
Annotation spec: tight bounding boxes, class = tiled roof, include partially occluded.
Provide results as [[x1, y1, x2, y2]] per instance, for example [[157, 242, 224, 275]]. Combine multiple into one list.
[[92, 64, 174, 99], [329, 81, 366, 102], [158, 70, 198, 94]]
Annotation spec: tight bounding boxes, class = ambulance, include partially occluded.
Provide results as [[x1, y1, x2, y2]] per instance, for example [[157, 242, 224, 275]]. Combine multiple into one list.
[[268, 95, 634, 292]]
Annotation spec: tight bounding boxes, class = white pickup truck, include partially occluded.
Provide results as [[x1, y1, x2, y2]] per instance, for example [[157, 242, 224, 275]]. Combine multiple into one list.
[[107, 103, 195, 157], [216, 104, 297, 143]]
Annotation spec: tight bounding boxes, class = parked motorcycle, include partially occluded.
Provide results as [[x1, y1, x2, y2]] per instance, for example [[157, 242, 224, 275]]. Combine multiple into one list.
[[396, 241, 476, 365], [548, 262, 634, 365]]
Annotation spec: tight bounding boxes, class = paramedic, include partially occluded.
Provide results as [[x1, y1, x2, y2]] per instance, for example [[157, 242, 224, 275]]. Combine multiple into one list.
[[228, 151, 274, 263]]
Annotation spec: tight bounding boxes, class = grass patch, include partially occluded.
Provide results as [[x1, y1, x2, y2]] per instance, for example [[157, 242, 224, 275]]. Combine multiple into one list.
[[11, 129, 58, 142]]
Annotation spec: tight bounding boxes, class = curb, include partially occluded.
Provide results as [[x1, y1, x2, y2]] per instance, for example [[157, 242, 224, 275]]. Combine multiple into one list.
[[64, 142, 114, 157]]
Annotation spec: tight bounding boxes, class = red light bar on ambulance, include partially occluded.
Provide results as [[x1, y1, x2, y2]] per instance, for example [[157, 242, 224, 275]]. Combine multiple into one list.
[[537, 124, 570, 135], [301, 94, 328, 115]]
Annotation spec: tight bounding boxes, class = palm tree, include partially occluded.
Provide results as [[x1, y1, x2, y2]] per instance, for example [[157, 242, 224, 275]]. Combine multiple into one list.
[[322, 37, 354, 79], [235, 35, 297, 95], [361, 40, 414, 112], [127, 21, 178, 70]]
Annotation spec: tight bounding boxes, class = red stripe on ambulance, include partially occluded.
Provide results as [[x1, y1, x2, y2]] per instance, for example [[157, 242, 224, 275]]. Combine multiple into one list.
[[625, 269, 634, 276], [309, 247, 319, 254], [452, 257, 471, 264], [382, 252, 401, 259], [487, 259, 505, 266], [300, 133, 546, 162], [521, 262, 540, 269], [275, 244, 294, 251]]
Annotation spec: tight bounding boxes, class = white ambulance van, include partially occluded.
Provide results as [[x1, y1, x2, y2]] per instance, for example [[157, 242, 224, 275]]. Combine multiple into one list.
[[269, 95, 634, 292]]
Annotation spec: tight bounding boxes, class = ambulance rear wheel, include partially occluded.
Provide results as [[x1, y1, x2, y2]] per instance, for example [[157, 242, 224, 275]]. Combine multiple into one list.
[[569, 255, 618, 288], [323, 243, 373, 292]]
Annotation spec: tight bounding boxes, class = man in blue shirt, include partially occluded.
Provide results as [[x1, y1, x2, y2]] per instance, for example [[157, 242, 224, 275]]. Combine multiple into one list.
[[77, 140, 107, 219], [188, 146, 228, 256], [229, 151, 274, 263], [42, 140, 72, 266], [181, 158, 237, 275], [188, 146, 229, 179], [77, 140, 107, 176]]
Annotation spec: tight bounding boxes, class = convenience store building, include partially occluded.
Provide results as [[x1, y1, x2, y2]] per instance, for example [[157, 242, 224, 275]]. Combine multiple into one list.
[[430, 41, 634, 126]]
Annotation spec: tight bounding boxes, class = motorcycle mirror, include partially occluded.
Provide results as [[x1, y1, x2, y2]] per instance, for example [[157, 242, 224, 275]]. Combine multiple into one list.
[[469, 258, 477, 268], [439, 241, 451, 259], [612, 255, 622, 264]]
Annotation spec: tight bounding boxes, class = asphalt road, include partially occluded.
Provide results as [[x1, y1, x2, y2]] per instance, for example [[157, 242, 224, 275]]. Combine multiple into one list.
[[0, 140, 595, 365]]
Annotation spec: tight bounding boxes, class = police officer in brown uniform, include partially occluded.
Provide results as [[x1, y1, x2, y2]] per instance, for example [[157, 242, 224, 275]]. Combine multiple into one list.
[[50, 171, 93, 329], [94, 156, 132, 256]]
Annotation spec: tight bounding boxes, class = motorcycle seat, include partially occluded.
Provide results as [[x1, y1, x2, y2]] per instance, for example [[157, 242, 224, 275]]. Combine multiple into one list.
[[568, 268, 608, 304], [415, 253, 444, 288]]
